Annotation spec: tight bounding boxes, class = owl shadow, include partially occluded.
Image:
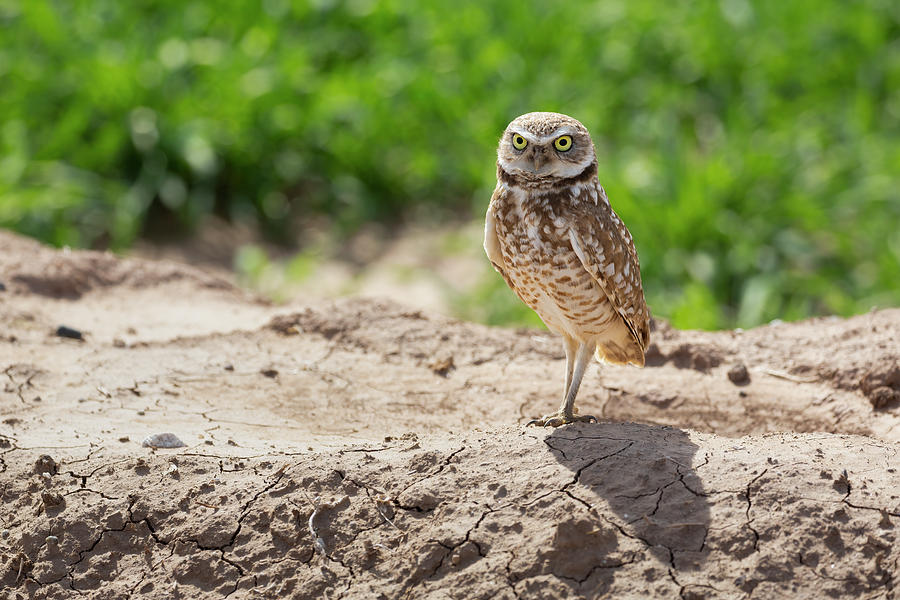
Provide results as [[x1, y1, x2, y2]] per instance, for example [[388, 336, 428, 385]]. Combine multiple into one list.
[[543, 422, 710, 577]]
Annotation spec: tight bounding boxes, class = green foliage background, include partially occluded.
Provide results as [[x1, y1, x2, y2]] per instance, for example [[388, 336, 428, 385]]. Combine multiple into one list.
[[2, 0, 899, 328]]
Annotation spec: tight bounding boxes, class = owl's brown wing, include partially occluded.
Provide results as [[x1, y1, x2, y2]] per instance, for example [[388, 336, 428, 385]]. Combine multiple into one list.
[[484, 186, 515, 290], [567, 189, 650, 352]]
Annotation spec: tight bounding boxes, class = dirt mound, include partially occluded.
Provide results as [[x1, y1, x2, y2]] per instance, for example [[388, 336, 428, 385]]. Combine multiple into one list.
[[1, 230, 898, 599], [0, 232, 236, 300]]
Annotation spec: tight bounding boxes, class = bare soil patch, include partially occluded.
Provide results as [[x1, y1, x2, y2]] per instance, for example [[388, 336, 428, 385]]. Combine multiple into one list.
[[1, 230, 898, 599]]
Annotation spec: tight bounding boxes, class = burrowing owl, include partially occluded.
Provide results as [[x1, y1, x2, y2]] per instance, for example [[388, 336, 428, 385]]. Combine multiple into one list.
[[484, 112, 650, 427]]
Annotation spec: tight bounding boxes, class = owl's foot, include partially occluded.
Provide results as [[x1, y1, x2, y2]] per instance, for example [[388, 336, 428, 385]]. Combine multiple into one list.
[[527, 411, 597, 428]]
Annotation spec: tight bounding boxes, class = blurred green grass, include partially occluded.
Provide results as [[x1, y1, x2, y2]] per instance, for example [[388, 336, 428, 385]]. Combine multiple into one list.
[[2, 0, 899, 329]]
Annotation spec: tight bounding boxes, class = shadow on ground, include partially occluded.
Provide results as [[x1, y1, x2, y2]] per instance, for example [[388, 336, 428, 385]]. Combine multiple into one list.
[[543, 422, 709, 594]]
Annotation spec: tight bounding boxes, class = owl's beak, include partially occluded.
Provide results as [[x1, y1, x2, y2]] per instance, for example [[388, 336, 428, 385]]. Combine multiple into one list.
[[531, 147, 548, 171]]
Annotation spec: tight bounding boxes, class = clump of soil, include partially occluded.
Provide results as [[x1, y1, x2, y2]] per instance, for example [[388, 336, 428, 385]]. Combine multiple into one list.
[[861, 364, 900, 409], [0, 230, 898, 599]]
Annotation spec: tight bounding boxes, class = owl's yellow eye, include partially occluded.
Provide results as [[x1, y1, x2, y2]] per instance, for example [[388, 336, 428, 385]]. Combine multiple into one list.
[[554, 135, 573, 152], [512, 134, 528, 150]]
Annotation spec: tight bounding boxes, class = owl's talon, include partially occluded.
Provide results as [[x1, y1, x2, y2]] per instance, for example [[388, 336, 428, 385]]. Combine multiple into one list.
[[527, 412, 597, 427]]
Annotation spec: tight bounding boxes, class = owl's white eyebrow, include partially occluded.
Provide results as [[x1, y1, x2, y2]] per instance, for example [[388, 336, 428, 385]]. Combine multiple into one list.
[[516, 127, 577, 145]]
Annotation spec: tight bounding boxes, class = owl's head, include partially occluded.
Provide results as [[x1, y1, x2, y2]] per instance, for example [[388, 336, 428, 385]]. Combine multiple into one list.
[[497, 112, 596, 184]]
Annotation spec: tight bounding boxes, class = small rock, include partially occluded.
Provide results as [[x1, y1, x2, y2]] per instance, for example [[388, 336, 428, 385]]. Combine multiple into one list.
[[45, 535, 59, 546], [118, 436, 130, 443], [142, 433, 186, 449], [34, 455, 58, 476], [869, 387, 900, 409], [833, 469, 850, 494], [55, 325, 84, 341], [861, 364, 900, 409], [0, 529, 9, 539], [427, 355, 455, 377], [260, 368, 278, 378], [0, 282, 6, 291], [450, 541, 480, 567], [727, 363, 751, 385], [41, 491, 64, 508]]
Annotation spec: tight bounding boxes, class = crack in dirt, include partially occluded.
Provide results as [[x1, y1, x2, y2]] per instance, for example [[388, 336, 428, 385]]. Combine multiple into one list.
[[3, 364, 40, 404], [553, 441, 635, 513], [64, 488, 122, 501], [413, 504, 496, 589], [389, 445, 467, 502], [502, 549, 521, 599], [843, 501, 900, 519], [744, 468, 768, 553], [668, 567, 687, 600]]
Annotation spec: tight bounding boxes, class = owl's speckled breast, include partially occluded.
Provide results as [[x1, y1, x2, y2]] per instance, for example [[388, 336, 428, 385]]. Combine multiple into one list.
[[492, 186, 620, 341]]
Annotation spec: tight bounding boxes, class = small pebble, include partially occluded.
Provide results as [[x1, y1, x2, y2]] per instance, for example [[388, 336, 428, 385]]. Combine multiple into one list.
[[34, 455, 58, 475], [41, 491, 64, 507], [142, 433, 186, 449], [118, 436, 130, 443], [55, 325, 84, 341], [0, 282, 6, 291], [727, 363, 751, 385], [428, 355, 455, 377], [46, 535, 59, 545], [1, 529, 9, 539]]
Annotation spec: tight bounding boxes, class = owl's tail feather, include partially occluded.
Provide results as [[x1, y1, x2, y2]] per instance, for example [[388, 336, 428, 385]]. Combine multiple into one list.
[[595, 342, 645, 368]]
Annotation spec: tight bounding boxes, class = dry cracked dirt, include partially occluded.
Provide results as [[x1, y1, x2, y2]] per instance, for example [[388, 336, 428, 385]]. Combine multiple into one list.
[[0, 229, 899, 599]]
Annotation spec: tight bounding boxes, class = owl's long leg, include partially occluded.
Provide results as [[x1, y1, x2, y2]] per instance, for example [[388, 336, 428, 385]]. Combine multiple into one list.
[[561, 341, 595, 419], [528, 340, 598, 427], [562, 335, 578, 399]]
